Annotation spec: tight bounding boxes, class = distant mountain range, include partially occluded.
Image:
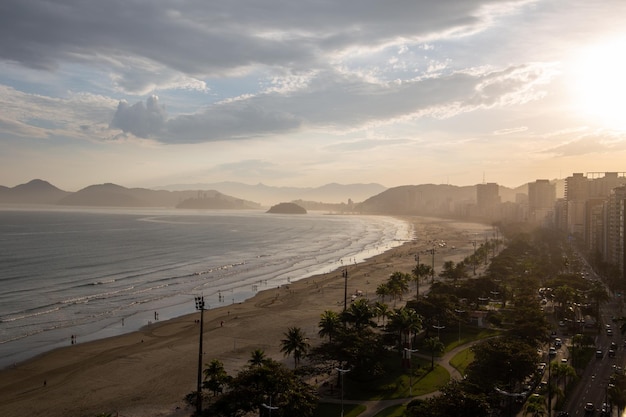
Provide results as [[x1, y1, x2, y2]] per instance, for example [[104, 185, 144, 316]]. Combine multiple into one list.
[[0, 180, 260, 209], [155, 181, 388, 206], [0, 179, 530, 216]]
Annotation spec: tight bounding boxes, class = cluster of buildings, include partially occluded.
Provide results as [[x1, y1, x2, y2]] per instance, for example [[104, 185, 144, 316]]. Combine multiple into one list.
[[474, 172, 626, 282]]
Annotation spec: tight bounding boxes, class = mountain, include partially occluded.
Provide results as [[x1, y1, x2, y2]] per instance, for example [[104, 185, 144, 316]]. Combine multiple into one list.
[[0, 179, 71, 204], [155, 181, 387, 206], [0, 180, 260, 209], [57, 183, 260, 208]]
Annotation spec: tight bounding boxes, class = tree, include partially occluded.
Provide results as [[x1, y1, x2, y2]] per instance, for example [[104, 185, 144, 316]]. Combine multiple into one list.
[[248, 349, 268, 368], [386, 306, 422, 351], [318, 310, 341, 342], [203, 359, 230, 397], [423, 336, 444, 370], [340, 298, 377, 331], [280, 327, 309, 368], [412, 263, 433, 299], [524, 394, 546, 417], [373, 301, 390, 326], [387, 271, 411, 302], [206, 358, 318, 417]]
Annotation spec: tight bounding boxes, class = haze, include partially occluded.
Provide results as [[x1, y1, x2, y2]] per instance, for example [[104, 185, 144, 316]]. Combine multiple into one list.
[[1, 1, 626, 191]]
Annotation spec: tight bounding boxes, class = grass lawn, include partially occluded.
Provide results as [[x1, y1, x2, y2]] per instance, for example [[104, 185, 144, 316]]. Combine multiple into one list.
[[312, 402, 366, 417], [449, 347, 474, 376], [343, 354, 449, 400], [372, 404, 406, 417]]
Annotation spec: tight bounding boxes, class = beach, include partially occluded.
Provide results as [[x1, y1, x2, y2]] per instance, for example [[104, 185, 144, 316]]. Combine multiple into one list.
[[0, 217, 492, 417]]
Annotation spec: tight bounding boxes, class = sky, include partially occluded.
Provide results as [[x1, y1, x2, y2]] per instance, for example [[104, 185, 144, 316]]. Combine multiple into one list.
[[2, 0, 626, 191]]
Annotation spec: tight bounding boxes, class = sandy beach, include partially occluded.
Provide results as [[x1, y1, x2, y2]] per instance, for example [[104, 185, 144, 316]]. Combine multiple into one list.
[[0, 217, 492, 417]]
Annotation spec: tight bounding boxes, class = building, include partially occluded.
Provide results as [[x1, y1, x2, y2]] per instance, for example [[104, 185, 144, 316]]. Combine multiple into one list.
[[528, 179, 556, 225]]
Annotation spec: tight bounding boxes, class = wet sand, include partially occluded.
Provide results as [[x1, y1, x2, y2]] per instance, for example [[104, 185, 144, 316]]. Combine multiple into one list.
[[0, 217, 492, 417]]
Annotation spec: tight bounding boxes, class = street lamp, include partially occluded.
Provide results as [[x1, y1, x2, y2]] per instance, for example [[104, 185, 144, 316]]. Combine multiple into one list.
[[194, 296, 206, 416], [471, 240, 477, 275], [454, 309, 465, 344], [433, 320, 445, 338], [403, 347, 419, 396], [262, 396, 279, 417], [342, 268, 348, 312], [336, 367, 351, 417]]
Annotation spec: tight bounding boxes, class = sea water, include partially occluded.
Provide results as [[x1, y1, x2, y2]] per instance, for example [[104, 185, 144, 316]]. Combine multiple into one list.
[[0, 207, 411, 368]]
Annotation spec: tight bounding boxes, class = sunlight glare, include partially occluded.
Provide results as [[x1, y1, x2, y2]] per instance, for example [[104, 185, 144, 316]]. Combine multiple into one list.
[[569, 36, 626, 130]]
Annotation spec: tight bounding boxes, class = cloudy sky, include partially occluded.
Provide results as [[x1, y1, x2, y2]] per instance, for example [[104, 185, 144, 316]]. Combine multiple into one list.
[[2, 0, 626, 191]]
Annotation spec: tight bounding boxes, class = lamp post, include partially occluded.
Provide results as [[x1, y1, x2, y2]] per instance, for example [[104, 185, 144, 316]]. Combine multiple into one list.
[[471, 240, 477, 275], [414, 254, 420, 299], [430, 245, 435, 283], [433, 320, 445, 338], [194, 296, 206, 416], [454, 309, 465, 344], [262, 396, 279, 417], [336, 367, 351, 417], [342, 268, 348, 312], [403, 348, 419, 395]]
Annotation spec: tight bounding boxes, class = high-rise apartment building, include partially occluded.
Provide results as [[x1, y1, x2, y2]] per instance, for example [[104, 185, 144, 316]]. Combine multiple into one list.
[[528, 179, 556, 224]]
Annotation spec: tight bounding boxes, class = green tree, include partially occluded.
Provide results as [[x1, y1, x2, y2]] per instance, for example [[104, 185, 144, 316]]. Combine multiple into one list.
[[318, 310, 341, 342], [412, 263, 433, 299], [206, 358, 318, 417], [340, 298, 377, 330], [423, 336, 444, 370], [386, 306, 422, 350], [280, 327, 309, 368], [203, 359, 230, 397], [248, 349, 268, 368], [524, 394, 546, 417], [373, 301, 390, 326]]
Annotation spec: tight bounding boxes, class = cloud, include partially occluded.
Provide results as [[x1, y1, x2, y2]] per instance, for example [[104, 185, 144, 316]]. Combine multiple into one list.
[[118, 62, 556, 143], [110, 95, 167, 138], [0, 0, 532, 93], [540, 131, 626, 157]]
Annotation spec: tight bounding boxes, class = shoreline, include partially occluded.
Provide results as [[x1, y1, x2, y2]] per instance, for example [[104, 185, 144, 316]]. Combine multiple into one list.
[[0, 217, 493, 417]]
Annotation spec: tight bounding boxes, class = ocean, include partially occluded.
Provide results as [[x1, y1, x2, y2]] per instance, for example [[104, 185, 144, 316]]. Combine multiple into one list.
[[0, 207, 412, 368]]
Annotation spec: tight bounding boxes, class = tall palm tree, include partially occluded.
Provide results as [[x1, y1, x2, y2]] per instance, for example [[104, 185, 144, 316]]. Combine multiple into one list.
[[387, 307, 422, 349], [341, 298, 377, 330], [388, 271, 411, 301], [373, 301, 390, 326], [376, 282, 391, 302], [203, 359, 229, 396], [412, 263, 433, 299], [318, 310, 341, 342], [280, 327, 310, 368]]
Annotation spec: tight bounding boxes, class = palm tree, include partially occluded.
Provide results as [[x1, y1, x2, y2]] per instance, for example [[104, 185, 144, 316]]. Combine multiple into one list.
[[376, 283, 391, 302], [203, 359, 230, 396], [318, 310, 341, 342], [388, 271, 411, 302], [280, 327, 310, 368], [373, 301, 390, 326], [387, 307, 423, 350], [341, 298, 377, 330], [412, 263, 433, 299], [423, 336, 444, 370], [248, 349, 267, 368]]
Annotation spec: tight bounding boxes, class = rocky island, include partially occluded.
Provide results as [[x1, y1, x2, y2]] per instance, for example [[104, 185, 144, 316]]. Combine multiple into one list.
[[266, 202, 307, 214]]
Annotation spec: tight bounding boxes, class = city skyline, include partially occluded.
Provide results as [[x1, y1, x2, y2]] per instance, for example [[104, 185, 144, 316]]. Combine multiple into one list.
[[1, 1, 626, 191]]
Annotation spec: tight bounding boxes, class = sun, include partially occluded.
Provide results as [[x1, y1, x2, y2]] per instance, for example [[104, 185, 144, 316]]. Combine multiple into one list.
[[568, 35, 626, 130]]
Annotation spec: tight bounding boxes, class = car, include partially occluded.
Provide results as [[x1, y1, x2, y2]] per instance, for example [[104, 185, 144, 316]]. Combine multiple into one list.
[[555, 338, 562, 347], [609, 349, 615, 357], [607, 329, 613, 336], [610, 341, 617, 350], [537, 362, 546, 373], [549, 347, 557, 356], [596, 349, 603, 358], [585, 402, 595, 414]]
